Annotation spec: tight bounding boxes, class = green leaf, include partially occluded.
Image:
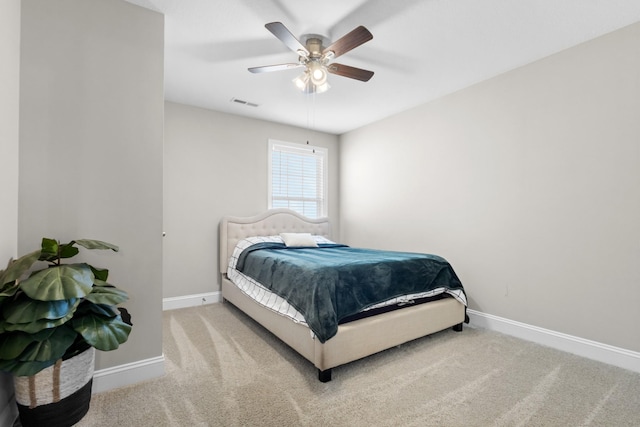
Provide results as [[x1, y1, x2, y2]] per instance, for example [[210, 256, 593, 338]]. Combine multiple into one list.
[[72, 313, 131, 351], [90, 267, 109, 281], [0, 330, 46, 359], [73, 300, 115, 316], [21, 327, 77, 362], [85, 284, 128, 306], [0, 250, 40, 287], [0, 282, 20, 305], [0, 327, 76, 362], [2, 309, 76, 334], [19, 264, 94, 301], [58, 244, 79, 259], [2, 294, 80, 324], [73, 239, 119, 252], [40, 238, 58, 258], [79, 303, 118, 318]]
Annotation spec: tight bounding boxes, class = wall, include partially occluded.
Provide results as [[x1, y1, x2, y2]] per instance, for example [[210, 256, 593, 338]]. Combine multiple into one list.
[[19, 0, 165, 371], [340, 23, 640, 353], [0, 1, 21, 424], [163, 102, 340, 298]]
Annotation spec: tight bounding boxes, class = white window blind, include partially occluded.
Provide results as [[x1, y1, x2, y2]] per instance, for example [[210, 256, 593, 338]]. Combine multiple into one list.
[[268, 139, 327, 219]]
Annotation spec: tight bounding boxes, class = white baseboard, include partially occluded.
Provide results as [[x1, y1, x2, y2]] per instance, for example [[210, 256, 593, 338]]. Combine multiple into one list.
[[86, 304, 639, 396], [163, 291, 221, 311], [92, 355, 165, 394], [467, 309, 640, 374], [90, 291, 220, 395]]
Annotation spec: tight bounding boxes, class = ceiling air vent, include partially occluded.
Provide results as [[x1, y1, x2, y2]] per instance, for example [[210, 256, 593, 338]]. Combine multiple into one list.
[[230, 98, 259, 107]]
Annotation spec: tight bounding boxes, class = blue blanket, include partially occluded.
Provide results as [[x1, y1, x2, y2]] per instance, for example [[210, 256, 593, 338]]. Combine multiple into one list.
[[236, 243, 465, 343]]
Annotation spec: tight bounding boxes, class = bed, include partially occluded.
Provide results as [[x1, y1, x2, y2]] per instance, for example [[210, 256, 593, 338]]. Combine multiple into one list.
[[219, 209, 467, 382]]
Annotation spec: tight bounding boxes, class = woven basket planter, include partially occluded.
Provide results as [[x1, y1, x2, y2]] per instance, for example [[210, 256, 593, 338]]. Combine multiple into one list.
[[13, 347, 95, 427]]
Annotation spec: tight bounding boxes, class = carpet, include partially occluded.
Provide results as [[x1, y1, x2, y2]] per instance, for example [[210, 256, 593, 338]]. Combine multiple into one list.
[[76, 303, 640, 426]]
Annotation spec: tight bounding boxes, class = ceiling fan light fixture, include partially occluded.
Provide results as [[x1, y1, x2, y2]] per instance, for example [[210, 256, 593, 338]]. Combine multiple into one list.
[[310, 64, 328, 86], [313, 81, 330, 94], [293, 71, 330, 94], [293, 71, 311, 91], [293, 66, 330, 94]]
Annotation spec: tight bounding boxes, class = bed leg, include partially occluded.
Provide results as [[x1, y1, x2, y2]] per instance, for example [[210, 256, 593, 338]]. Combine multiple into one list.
[[318, 369, 332, 383], [452, 323, 463, 332]]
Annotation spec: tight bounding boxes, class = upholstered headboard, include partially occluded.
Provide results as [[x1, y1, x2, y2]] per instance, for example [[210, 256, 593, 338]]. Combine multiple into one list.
[[219, 209, 332, 276]]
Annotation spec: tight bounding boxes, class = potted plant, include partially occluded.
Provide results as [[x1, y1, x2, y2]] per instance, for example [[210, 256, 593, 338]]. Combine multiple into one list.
[[0, 238, 132, 427]]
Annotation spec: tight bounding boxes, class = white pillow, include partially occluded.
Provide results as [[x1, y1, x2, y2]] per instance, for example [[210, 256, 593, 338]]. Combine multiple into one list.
[[280, 233, 318, 247]]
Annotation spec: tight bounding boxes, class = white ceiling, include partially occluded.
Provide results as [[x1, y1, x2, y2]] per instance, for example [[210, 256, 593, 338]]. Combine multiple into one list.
[[124, 0, 640, 134]]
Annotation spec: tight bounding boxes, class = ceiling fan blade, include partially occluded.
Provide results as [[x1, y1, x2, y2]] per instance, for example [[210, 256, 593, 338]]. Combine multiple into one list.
[[327, 63, 374, 82], [248, 63, 304, 74], [323, 26, 373, 59], [328, 0, 423, 37], [265, 22, 309, 57]]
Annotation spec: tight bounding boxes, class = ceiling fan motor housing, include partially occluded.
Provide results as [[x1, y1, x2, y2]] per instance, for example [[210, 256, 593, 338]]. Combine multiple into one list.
[[303, 35, 327, 57], [300, 35, 330, 86]]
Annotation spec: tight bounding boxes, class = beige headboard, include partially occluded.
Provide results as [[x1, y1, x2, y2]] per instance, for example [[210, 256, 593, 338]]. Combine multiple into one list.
[[219, 209, 332, 276]]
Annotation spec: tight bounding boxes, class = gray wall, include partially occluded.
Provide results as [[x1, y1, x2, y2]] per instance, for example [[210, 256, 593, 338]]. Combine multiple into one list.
[[19, 0, 165, 369], [163, 102, 340, 298], [0, 1, 21, 424], [340, 23, 640, 353]]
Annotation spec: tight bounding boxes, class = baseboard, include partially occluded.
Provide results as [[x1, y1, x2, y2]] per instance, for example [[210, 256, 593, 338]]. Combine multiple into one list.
[[467, 309, 640, 374], [163, 291, 221, 311], [91, 291, 220, 394], [92, 355, 165, 394]]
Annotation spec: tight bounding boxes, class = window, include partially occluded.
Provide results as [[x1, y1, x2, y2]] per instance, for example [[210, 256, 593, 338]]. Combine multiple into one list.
[[268, 139, 327, 219]]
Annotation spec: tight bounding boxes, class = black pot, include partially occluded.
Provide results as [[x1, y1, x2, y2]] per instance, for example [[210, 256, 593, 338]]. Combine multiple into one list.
[[16, 378, 92, 427], [13, 347, 95, 427]]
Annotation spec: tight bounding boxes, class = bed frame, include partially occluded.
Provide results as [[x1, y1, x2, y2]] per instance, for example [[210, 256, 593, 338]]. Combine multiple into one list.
[[219, 209, 466, 382]]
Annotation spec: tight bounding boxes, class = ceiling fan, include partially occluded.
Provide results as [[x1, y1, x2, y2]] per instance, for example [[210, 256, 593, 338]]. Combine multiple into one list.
[[248, 22, 374, 94]]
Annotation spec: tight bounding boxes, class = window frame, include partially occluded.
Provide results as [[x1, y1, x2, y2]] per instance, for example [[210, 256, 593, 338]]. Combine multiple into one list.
[[267, 139, 328, 219]]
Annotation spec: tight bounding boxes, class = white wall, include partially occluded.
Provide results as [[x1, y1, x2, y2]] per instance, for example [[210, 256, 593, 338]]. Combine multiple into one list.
[[340, 23, 640, 353], [163, 102, 340, 298], [0, 0, 20, 269], [0, 0, 20, 275], [19, 0, 165, 370], [0, 1, 21, 424]]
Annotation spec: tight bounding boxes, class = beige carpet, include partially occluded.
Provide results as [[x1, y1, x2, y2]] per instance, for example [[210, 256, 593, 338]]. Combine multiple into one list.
[[76, 303, 640, 426]]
